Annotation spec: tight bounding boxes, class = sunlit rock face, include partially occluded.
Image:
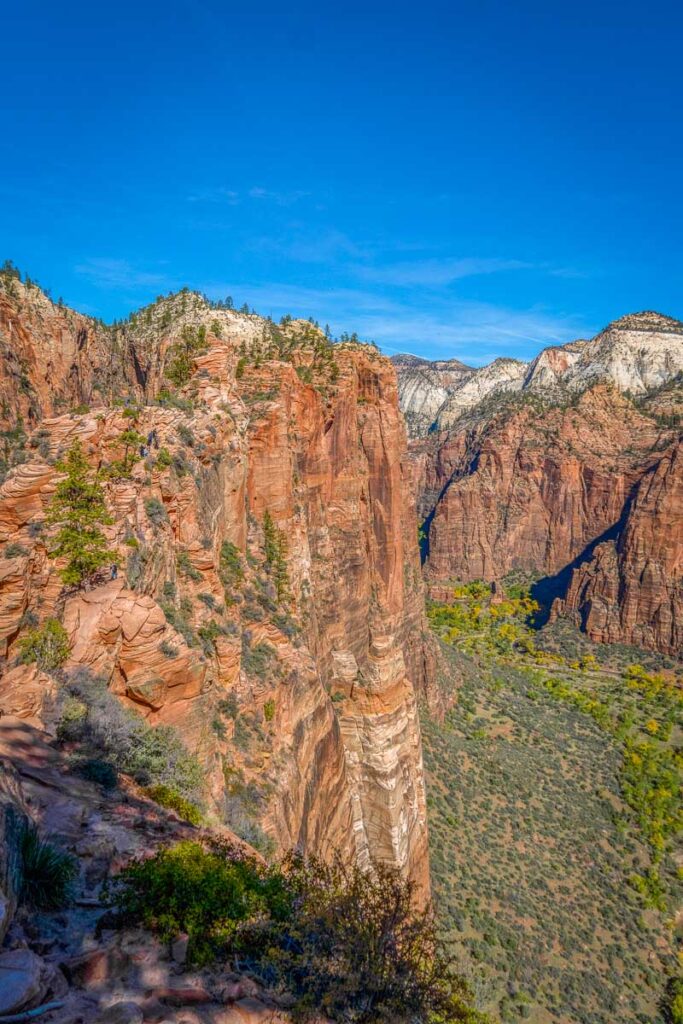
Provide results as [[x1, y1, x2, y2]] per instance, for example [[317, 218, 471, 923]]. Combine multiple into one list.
[[0, 278, 434, 894], [554, 441, 683, 657], [391, 354, 474, 438], [395, 311, 683, 656]]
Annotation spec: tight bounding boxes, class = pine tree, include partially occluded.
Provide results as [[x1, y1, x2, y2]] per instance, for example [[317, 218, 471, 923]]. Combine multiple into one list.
[[263, 510, 279, 566], [263, 510, 290, 603], [273, 531, 290, 603], [47, 439, 114, 587]]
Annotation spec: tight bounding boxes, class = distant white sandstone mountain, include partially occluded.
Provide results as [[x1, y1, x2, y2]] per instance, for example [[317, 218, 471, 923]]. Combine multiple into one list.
[[392, 311, 683, 437]]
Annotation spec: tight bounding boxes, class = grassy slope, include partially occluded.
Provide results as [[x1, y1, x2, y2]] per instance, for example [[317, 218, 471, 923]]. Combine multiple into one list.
[[422, 585, 681, 1024]]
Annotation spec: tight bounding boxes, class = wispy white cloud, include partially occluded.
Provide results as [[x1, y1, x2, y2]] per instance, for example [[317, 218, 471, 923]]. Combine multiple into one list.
[[252, 229, 369, 264], [247, 186, 310, 205], [354, 256, 534, 288], [187, 187, 240, 205], [187, 186, 310, 206], [75, 258, 175, 291]]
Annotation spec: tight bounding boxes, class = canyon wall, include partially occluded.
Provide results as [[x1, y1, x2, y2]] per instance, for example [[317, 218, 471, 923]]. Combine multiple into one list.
[[0, 277, 433, 891], [555, 441, 683, 656], [397, 312, 683, 657]]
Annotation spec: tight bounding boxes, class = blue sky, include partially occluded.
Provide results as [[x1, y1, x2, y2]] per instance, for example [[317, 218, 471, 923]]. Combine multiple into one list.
[[1, 1, 681, 365]]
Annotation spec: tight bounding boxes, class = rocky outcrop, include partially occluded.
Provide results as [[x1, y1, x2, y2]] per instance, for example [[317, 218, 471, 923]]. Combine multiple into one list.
[[0, 277, 434, 890], [391, 354, 473, 438], [396, 311, 683, 656], [550, 312, 683, 395], [0, 716, 293, 1024], [434, 358, 528, 430], [394, 310, 683, 436], [416, 386, 668, 583], [555, 441, 683, 655]]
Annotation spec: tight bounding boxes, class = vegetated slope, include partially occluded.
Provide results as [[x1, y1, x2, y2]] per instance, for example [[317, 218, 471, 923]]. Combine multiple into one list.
[[0, 264, 435, 891], [396, 313, 683, 656], [421, 581, 681, 1024], [0, 716, 482, 1024]]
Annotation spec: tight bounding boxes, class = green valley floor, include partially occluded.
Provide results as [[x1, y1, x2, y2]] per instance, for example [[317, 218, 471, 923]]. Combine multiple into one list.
[[421, 583, 681, 1024]]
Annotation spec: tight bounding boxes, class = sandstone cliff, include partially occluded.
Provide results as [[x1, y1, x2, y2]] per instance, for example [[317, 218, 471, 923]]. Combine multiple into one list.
[[0, 274, 433, 890], [395, 310, 683, 434], [555, 440, 683, 656], [391, 354, 473, 438], [397, 310, 683, 657], [417, 386, 670, 583]]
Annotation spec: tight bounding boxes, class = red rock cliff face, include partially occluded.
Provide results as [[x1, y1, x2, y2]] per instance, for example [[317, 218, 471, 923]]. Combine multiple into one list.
[[417, 387, 668, 581], [0, 281, 432, 892], [555, 440, 683, 656], [409, 384, 681, 656]]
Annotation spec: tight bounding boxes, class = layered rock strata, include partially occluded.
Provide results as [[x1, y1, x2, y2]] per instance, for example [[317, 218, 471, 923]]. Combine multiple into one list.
[[0, 278, 433, 890]]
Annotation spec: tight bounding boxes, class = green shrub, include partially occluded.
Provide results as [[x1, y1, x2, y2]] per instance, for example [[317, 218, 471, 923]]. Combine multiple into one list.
[[241, 637, 276, 678], [145, 497, 168, 527], [145, 784, 203, 826], [125, 725, 204, 797], [70, 757, 118, 789], [177, 424, 195, 448], [107, 843, 482, 1021], [663, 976, 683, 1024], [107, 840, 288, 966], [19, 618, 70, 670], [156, 447, 173, 469], [219, 540, 244, 602], [177, 549, 202, 582], [263, 699, 276, 722], [19, 822, 77, 910], [217, 693, 239, 718], [264, 854, 485, 1024], [56, 668, 204, 803], [4, 542, 28, 558], [263, 511, 289, 602]]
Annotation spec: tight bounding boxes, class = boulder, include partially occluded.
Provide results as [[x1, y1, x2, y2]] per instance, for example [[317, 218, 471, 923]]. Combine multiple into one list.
[[0, 948, 49, 1015], [0, 759, 29, 941], [96, 1001, 144, 1024]]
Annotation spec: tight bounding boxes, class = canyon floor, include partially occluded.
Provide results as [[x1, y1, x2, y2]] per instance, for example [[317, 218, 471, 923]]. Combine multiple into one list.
[[421, 583, 680, 1024]]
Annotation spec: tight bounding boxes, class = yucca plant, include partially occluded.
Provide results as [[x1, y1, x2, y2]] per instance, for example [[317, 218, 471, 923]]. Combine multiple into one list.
[[19, 822, 77, 910]]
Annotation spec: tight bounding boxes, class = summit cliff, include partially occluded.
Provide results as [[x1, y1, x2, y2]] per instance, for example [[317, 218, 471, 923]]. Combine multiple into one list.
[[0, 268, 435, 889]]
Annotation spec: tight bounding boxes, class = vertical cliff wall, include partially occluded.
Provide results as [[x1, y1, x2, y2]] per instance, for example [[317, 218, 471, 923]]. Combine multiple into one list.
[[555, 440, 683, 656], [0, 278, 433, 891]]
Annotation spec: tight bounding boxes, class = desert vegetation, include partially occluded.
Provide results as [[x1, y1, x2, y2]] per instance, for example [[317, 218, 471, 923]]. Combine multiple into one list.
[[105, 840, 485, 1024], [423, 580, 681, 1023]]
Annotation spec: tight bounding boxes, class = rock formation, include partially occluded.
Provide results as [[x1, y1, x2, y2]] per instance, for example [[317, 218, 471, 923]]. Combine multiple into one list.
[[391, 354, 474, 438], [0, 273, 434, 891], [396, 311, 683, 437], [395, 311, 683, 657], [555, 441, 683, 656]]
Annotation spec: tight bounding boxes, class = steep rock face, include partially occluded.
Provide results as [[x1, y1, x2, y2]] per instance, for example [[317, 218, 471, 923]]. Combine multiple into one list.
[[241, 349, 430, 886], [391, 354, 473, 438], [0, 279, 433, 891], [434, 358, 528, 430], [396, 311, 683, 655], [0, 280, 115, 427], [414, 385, 673, 592], [555, 441, 683, 655]]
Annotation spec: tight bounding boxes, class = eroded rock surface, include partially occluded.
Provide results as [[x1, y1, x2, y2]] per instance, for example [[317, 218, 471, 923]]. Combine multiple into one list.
[[395, 312, 683, 656], [0, 278, 434, 889]]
